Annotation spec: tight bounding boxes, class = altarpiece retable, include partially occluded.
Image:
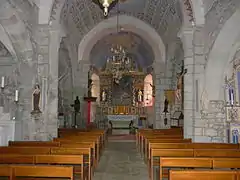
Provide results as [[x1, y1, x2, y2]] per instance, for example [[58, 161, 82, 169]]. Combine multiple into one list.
[[98, 45, 146, 115]]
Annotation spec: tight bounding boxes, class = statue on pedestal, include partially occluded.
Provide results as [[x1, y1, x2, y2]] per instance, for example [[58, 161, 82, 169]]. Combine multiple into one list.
[[101, 89, 107, 102], [87, 68, 93, 97], [71, 96, 80, 128], [163, 98, 169, 113], [138, 89, 143, 102], [31, 84, 42, 114]]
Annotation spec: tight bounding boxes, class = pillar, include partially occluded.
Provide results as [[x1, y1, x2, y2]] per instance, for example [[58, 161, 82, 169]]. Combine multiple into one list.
[[179, 27, 195, 139], [154, 62, 167, 129], [179, 25, 207, 141]]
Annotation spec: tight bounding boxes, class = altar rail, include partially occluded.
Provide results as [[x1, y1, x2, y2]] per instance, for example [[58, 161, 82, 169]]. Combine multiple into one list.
[[101, 106, 146, 115]]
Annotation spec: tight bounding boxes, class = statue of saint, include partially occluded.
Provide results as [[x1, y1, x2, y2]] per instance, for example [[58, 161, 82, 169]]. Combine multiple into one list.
[[102, 89, 107, 102], [74, 96, 80, 112], [163, 98, 169, 113], [31, 85, 41, 113], [138, 90, 143, 102], [87, 68, 93, 97]]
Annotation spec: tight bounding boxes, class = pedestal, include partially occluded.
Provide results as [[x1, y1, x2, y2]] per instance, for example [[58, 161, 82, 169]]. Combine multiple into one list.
[[84, 97, 97, 125]]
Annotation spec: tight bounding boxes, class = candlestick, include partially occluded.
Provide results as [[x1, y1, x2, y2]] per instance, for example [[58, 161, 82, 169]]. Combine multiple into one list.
[[1, 76, 4, 88], [15, 90, 19, 102]]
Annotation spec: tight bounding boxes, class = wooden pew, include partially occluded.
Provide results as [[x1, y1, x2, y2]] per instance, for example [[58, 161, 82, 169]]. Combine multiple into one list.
[[148, 142, 239, 161], [136, 128, 183, 150], [143, 139, 192, 158], [0, 154, 87, 180], [58, 128, 107, 149], [8, 140, 98, 168], [0, 146, 92, 180], [12, 165, 73, 180], [169, 170, 238, 180], [0, 166, 12, 179], [160, 157, 240, 180], [54, 138, 100, 164], [51, 147, 92, 179], [0, 147, 51, 154], [54, 134, 102, 156], [0, 165, 73, 180], [150, 149, 240, 180], [8, 141, 60, 147]]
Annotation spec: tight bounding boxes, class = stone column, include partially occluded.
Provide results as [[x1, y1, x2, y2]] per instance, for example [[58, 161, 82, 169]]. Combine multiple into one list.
[[23, 25, 61, 140], [77, 60, 90, 126], [46, 27, 61, 138], [154, 62, 166, 129], [179, 27, 194, 139]]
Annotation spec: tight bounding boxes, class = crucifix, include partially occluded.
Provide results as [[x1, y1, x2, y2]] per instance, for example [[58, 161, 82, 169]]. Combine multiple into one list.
[[177, 60, 187, 109]]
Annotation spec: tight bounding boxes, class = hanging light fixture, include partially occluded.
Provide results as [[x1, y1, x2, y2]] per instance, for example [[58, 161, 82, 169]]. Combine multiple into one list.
[[92, 0, 119, 17]]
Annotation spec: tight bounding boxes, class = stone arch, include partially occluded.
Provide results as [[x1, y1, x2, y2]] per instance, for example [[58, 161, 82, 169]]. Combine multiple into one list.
[[78, 15, 165, 66], [205, 10, 240, 100], [0, 24, 16, 58], [0, 1, 33, 64]]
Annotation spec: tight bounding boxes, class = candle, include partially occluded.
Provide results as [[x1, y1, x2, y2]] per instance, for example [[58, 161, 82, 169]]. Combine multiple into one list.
[[1, 76, 4, 88], [230, 89, 234, 105], [15, 90, 19, 102]]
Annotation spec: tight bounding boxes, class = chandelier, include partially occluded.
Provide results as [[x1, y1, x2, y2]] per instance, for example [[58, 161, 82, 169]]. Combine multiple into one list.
[[92, 0, 118, 17]]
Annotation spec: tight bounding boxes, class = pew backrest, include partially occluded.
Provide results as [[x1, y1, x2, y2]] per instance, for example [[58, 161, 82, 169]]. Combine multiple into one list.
[[13, 165, 74, 180], [169, 170, 238, 180], [8, 141, 60, 147], [0, 147, 51, 154]]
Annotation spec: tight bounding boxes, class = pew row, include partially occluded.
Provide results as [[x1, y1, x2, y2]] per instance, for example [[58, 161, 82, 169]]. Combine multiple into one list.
[[150, 148, 240, 180], [8, 140, 98, 168], [0, 146, 92, 180], [0, 165, 74, 180], [160, 157, 240, 180], [0, 154, 87, 180], [136, 128, 183, 150], [169, 170, 239, 180]]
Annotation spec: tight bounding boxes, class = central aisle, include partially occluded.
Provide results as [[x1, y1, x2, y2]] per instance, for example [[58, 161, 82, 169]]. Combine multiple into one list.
[[93, 141, 148, 180]]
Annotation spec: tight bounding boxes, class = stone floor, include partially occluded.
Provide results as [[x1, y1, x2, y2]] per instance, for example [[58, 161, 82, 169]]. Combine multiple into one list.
[[93, 141, 148, 180]]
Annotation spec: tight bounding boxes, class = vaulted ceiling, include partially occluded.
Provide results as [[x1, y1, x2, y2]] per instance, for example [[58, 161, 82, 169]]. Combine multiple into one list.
[[61, 0, 183, 44]]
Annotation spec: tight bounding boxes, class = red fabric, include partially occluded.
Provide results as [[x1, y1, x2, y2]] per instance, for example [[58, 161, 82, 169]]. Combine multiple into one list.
[[87, 101, 91, 125]]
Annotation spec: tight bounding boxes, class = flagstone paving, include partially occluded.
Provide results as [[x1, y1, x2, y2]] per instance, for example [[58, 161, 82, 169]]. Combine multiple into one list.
[[93, 141, 148, 180]]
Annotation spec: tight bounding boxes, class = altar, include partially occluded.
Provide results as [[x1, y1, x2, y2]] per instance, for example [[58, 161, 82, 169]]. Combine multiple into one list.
[[107, 115, 138, 134]]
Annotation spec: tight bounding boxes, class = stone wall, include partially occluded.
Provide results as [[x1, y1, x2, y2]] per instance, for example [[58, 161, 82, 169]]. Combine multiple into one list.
[[195, 100, 227, 142]]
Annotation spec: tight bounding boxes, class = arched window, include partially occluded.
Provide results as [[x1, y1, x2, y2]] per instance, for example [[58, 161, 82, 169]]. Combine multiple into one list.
[[91, 73, 100, 104], [144, 74, 153, 106]]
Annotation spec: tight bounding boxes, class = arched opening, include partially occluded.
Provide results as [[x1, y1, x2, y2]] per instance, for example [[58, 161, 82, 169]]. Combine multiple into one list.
[[144, 74, 153, 107]]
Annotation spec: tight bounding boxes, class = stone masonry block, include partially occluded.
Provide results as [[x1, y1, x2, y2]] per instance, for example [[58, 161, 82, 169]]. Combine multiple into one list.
[[205, 128, 217, 137], [195, 127, 204, 136]]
